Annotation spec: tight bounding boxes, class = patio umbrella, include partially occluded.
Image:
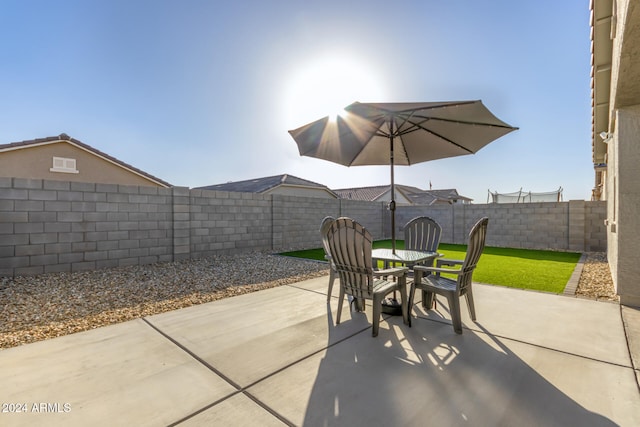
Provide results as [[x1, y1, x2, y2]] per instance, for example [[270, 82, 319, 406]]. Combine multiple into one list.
[[288, 100, 518, 252]]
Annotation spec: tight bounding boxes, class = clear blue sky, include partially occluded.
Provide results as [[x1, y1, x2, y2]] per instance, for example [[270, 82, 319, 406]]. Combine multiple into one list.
[[0, 0, 592, 203]]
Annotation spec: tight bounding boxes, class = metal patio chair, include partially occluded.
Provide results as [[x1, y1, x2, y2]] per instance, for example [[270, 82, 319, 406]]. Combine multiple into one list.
[[325, 217, 409, 337], [403, 215, 443, 303], [404, 216, 442, 253], [409, 217, 489, 334], [319, 216, 337, 302], [404, 216, 442, 264]]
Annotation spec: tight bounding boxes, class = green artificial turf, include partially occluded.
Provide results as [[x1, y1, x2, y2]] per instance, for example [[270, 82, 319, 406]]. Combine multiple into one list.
[[279, 240, 581, 293]]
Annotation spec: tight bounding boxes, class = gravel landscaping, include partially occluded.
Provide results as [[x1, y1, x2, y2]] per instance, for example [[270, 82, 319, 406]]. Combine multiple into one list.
[[1, 251, 616, 350], [0, 252, 329, 350], [575, 252, 618, 302]]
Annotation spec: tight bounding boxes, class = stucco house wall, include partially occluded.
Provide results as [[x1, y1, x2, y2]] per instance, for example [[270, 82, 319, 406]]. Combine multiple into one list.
[[610, 107, 640, 306], [0, 135, 170, 188], [594, 0, 640, 307]]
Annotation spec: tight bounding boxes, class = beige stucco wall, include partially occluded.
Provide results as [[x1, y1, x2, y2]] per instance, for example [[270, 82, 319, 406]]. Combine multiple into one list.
[[602, 0, 640, 307], [0, 142, 165, 187], [606, 126, 618, 296], [610, 107, 640, 306]]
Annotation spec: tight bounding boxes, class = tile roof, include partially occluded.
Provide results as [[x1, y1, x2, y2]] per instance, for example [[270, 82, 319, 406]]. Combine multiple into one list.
[[332, 185, 389, 201], [333, 184, 424, 201], [196, 174, 335, 195], [334, 184, 472, 204], [405, 192, 440, 205], [196, 174, 472, 203], [0, 134, 171, 187]]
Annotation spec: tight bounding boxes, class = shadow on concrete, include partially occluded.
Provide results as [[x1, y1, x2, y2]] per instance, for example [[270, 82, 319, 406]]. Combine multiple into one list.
[[299, 305, 617, 426]]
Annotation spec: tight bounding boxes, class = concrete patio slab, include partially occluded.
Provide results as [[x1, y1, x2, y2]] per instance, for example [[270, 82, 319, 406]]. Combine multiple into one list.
[[1, 275, 638, 426], [0, 319, 236, 427], [249, 316, 639, 426], [411, 283, 630, 366], [177, 393, 286, 426], [622, 305, 640, 385], [146, 281, 379, 388]]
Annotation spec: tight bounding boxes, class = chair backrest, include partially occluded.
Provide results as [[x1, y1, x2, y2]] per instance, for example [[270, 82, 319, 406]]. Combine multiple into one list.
[[319, 216, 336, 264], [325, 217, 375, 300], [458, 217, 489, 293], [404, 216, 442, 253]]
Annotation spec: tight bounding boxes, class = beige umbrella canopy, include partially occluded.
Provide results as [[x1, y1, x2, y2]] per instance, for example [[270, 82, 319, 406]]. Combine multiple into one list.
[[289, 100, 518, 252]]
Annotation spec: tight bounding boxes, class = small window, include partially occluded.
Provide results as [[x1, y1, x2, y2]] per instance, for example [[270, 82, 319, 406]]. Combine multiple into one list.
[[50, 156, 79, 174]]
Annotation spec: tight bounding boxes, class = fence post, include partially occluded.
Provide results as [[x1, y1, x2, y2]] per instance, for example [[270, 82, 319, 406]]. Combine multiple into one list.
[[172, 186, 191, 261], [568, 200, 586, 252]]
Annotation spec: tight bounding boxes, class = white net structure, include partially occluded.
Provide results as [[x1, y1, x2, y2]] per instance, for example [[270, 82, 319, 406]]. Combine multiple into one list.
[[487, 187, 563, 203]]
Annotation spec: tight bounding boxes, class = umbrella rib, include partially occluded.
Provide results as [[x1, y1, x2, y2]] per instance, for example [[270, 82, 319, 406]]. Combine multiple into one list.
[[405, 127, 474, 157], [402, 115, 517, 131], [371, 100, 478, 115], [383, 109, 517, 141], [396, 116, 516, 155], [373, 111, 417, 138], [393, 113, 414, 163], [396, 116, 474, 157], [367, 111, 517, 165]]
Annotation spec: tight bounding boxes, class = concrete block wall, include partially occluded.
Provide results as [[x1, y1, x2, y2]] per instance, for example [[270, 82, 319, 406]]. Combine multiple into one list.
[[395, 201, 607, 251], [271, 197, 390, 251], [585, 200, 607, 251], [190, 189, 272, 257], [172, 186, 191, 261], [340, 199, 388, 240], [272, 195, 340, 251], [394, 205, 455, 242], [467, 203, 570, 249], [0, 178, 173, 276], [0, 178, 607, 277]]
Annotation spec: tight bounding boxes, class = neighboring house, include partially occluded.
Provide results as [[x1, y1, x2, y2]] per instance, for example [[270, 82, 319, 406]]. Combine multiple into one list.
[[413, 188, 473, 205], [333, 184, 420, 204], [0, 134, 171, 188], [196, 174, 338, 199], [591, 0, 640, 306], [334, 185, 472, 205]]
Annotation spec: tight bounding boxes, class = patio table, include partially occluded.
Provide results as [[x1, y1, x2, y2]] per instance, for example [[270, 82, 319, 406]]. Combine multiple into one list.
[[372, 249, 441, 315]]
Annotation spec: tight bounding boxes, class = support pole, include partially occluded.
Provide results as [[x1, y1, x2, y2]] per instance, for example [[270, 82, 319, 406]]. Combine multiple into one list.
[[389, 120, 396, 254]]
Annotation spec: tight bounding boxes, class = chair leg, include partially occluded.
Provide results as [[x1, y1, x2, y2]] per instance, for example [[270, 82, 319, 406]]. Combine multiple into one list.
[[422, 290, 436, 309], [372, 294, 383, 337], [397, 283, 409, 326], [349, 296, 366, 312], [327, 268, 336, 303], [447, 293, 463, 334], [408, 282, 417, 327], [464, 287, 477, 321], [336, 287, 346, 325]]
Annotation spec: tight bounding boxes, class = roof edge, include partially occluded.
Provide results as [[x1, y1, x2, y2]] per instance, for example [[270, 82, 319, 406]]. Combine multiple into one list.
[[0, 134, 172, 188]]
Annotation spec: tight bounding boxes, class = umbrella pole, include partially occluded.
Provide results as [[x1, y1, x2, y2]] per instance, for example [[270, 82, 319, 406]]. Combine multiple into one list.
[[381, 121, 403, 316], [389, 124, 396, 255]]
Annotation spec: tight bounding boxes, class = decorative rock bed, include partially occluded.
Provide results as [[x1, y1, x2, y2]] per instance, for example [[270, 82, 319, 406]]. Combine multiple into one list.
[[0, 251, 616, 350], [575, 252, 618, 302]]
